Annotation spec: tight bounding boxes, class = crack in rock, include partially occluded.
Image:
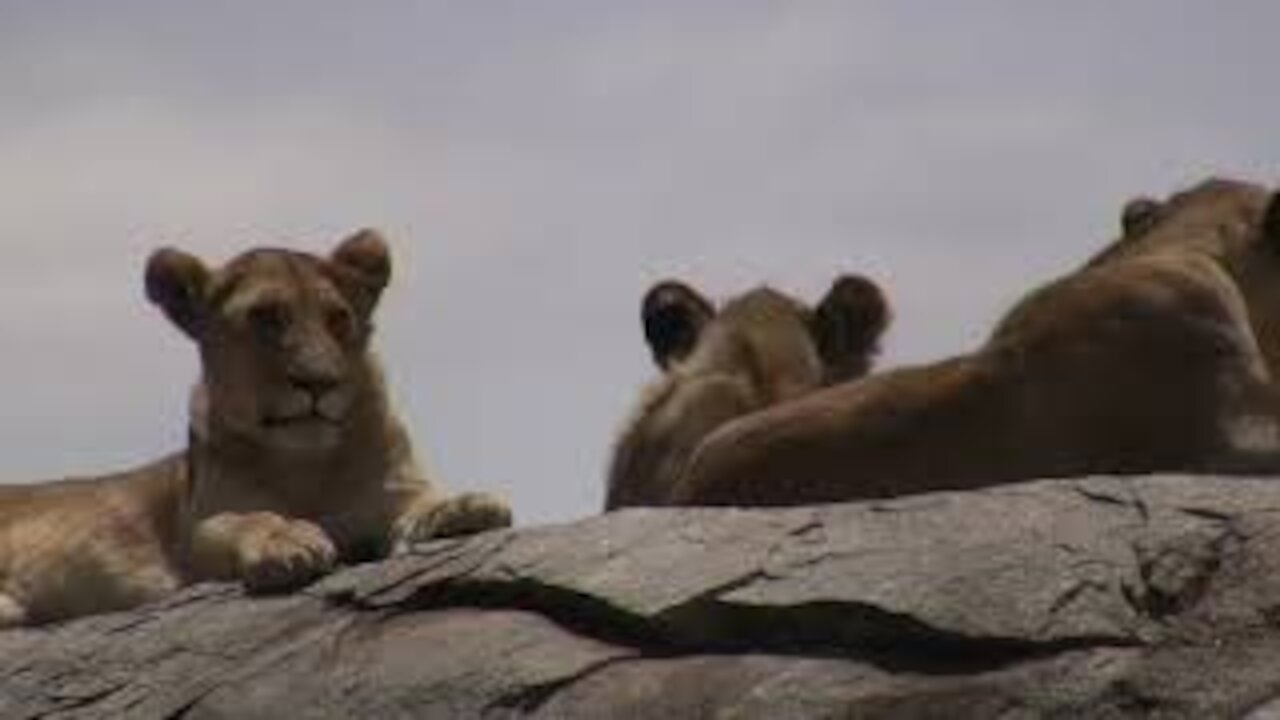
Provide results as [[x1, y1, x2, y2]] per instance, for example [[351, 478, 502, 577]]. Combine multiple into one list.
[[1127, 523, 1241, 620], [484, 654, 641, 716], [1073, 484, 1151, 523]]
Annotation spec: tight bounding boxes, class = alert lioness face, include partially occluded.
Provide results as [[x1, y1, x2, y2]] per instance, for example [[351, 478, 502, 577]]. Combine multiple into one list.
[[148, 232, 389, 451], [0, 230, 512, 628]]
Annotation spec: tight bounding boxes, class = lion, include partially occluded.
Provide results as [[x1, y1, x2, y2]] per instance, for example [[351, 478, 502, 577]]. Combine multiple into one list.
[[606, 275, 891, 509], [0, 230, 512, 626], [672, 178, 1280, 506]]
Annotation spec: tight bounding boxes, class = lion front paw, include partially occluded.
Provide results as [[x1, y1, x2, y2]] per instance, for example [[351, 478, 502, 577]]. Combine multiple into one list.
[[392, 492, 513, 554], [236, 517, 338, 594]]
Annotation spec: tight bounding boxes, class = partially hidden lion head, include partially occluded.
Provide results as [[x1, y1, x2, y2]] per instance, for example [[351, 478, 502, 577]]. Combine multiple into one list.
[[606, 274, 891, 509], [1090, 178, 1277, 270], [642, 275, 892, 390], [145, 230, 391, 451], [1085, 178, 1280, 368]]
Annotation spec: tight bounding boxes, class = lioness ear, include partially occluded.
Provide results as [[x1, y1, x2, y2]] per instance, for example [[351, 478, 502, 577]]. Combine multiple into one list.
[[330, 228, 392, 317], [1121, 197, 1162, 237], [641, 280, 715, 370], [145, 247, 211, 339], [812, 274, 891, 383], [1263, 193, 1280, 251]]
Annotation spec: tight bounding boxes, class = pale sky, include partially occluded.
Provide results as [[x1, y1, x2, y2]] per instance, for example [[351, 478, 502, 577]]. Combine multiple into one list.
[[2, 2, 1279, 524]]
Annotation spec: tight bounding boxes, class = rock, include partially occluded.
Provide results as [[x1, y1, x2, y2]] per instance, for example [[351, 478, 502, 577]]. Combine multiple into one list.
[[4, 475, 1280, 718]]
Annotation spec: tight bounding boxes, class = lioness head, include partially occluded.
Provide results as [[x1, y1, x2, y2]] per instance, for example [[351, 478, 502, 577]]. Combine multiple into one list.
[[607, 275, 890, 509], [1092, 179, 1279, 268], [145, 230, 391, 451], [642, 275, 891, 389], [1088, 179, 1280, 368]]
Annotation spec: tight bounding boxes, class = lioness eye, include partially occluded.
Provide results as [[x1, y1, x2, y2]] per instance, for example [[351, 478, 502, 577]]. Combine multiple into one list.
[[247, 302, 289, 337]]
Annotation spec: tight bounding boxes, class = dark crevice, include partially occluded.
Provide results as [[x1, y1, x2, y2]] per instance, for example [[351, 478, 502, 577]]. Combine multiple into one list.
[[334, 578, 668, 651], [1072, 485, 1150, 522], [32, 680, 131, 719], [784, 516, 825, 540], [467, 590, 1146, 714], [1035, 578, 1115, 637], [1095, 678, 1180, 717], [1128, 522, 1242, 620], [654, 598, 1144, 674], [326, 573, 1145, 680], [1175, 506, 1238, 523], [484, 655, 638, 716], [163, 694, 205, 720]]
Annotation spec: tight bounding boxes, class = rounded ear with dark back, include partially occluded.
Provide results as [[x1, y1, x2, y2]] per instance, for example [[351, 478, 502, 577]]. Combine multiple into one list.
[[641, 280, 715, 371], [145, 247, 211, 340], [330, 228, 392, 318], [1121, 197, 1163, 237], [1262, 192, 1280, 253], [812, 274, 891, 383]]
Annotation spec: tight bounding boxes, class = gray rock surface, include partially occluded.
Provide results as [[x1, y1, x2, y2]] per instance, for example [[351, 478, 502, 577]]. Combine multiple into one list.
[[4, 475, 1280, 718]]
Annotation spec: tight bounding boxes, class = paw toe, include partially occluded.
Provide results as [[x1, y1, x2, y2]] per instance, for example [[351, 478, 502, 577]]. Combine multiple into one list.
[[240, 523, 337, 594], [394, 492, 513, 552], [431, 493, 513, 538]]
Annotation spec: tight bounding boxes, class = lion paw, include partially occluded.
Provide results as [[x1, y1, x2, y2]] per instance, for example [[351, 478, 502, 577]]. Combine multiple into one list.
[[392, 492, 513, 554], [237, 518, 337, 594]]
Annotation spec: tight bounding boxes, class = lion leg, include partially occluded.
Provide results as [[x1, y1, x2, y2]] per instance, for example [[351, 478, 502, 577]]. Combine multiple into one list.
[[673, 350, 1164, 505], [1200, 376, 1280, 474], [0, 593, 28, 628], [189, 512, 337, 594], [390, 491, 513, 554], [0, 500, 183, 625], [674, 357, 1010, 506]]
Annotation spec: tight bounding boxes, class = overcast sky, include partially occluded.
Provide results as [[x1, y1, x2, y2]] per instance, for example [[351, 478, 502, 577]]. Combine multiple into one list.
[[2, 2, 1279, 524]]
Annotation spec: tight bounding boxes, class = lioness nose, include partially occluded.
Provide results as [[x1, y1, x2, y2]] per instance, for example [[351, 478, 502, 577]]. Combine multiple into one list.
[[289, 372, 340, 397]]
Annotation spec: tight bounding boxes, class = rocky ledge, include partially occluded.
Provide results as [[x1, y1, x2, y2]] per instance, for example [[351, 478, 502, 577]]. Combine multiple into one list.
[[5, 475, 1280, 718]]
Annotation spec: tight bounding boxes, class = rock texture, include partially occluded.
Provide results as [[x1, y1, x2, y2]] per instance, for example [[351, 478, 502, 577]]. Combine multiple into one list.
[[5, 475, 1280, 718]]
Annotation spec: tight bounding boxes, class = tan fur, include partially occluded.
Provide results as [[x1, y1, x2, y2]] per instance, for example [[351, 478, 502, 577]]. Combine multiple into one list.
[[607, 277, 890, 509], [0, 230, 512, 625], [674, 178, 1280, 505]]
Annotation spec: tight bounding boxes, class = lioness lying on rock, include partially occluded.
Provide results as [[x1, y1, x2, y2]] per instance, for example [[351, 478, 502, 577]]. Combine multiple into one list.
[[607, 276, 890, 509], [675, 178, 1280, 505], [0, 231, 512, 625]]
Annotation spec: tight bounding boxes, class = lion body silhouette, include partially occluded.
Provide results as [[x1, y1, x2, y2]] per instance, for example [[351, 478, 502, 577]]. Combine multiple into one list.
[[676, 179, 1280, 505]]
